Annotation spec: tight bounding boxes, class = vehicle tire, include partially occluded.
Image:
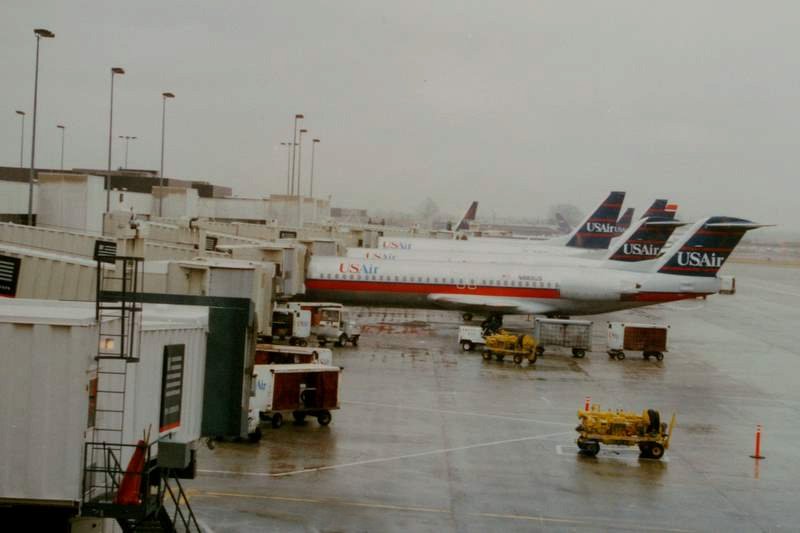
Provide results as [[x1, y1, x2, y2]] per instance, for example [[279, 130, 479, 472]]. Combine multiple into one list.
[[643, 352, 651, 360], [572, 348, 585, 358], [271, 413, 283, 429], [513, 354, 523, 364], [529, 351, 538, 365], [638, 443, 652, 458], [351, 336, 359, 347], [648, 443, 664, 459], [482, 350, 492, 361], [655, 352, 664, 361], [292, 411, 306, 424], [317, 410, 332, 426], [462, 313, 473, 322], [299, 339, 308, 347], [247, 427, 263, 443], [617, 351, 626, 361], [334, 334, 346, 347], [289, 338, 297, 346], [535, 346, 545, 356], [461, 341, 474, 352], [581, 441, 600, 457], [318, 339, 327, 347], [258, 411, 269, 422]]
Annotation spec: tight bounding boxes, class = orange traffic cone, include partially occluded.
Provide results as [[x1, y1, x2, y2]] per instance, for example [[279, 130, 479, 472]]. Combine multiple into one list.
[[115, 439, 147, 505]]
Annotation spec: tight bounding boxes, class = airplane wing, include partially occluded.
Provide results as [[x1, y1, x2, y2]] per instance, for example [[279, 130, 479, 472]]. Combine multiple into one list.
[[426, 294, 558, 315]]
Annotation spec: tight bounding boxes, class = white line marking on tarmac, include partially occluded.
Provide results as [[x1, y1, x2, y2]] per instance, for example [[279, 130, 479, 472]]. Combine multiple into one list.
[[191, 490, 694, 532], [198, 430, 572, 479], [341, 399, 573, 426]]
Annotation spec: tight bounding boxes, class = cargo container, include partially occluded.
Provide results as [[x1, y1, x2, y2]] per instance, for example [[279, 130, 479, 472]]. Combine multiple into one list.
[[265, 307, 311, 345], [607, 322, 669, 361], [255, 344, 333, 366], [251, 364, 341, 430], [0, 243, 101, 300], [533, 318, 593, 358], [0, 298, 207, 519], [719, 275, 736, 294]]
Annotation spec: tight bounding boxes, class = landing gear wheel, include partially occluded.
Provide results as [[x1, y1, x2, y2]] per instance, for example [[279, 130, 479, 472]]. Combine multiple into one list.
[[482, 350, 492, 361], [462, 313, 473, 322], [535, 346, 545, 356], [271, 413, 283, 429], [247, 427, 263, 443], [572, 348, 585, 358], [292, 411, 306, 424], [317, 410, 332, 426], [461, 341, 474, 352], [655, 352, 664, 361], [513, 354, 523, 364]]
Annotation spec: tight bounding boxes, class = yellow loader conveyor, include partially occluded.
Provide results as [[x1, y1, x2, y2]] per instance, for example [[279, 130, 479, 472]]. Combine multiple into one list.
[[481, 330, 538, 365]]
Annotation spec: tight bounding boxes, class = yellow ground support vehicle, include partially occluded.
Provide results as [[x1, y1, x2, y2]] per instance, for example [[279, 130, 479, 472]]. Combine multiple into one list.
[[575, 405, 676, 459], [481, 331, 538, 365]]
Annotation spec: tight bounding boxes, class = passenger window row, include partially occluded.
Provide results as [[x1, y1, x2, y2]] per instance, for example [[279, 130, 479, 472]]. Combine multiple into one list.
[[319, 272, 558, 289]]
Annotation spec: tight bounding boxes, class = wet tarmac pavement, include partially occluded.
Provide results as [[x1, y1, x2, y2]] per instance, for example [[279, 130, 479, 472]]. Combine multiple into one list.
[[186, 262, 800, 532]]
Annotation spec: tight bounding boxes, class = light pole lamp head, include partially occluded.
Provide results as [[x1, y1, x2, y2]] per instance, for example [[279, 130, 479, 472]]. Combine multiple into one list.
[[57, 124, 65, 130], [295, 114, 304, 119], [34, 28, 55, 38], [16, 110, 25, 116], [162, 92, 175, 99], [131, 136, 137, 140], [111, 67, 125, 75], [300, 129, 308, 134], [313, 138, 320, 143]]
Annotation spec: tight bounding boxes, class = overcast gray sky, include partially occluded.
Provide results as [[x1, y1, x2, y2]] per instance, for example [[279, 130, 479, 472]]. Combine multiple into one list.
[[2, 1, 798, 228]]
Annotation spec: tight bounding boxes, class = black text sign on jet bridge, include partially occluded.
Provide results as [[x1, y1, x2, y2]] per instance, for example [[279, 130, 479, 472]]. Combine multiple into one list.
[[93, 240, 118, 264], [160, 344, 185, 433], [0, 255, 21, 297]]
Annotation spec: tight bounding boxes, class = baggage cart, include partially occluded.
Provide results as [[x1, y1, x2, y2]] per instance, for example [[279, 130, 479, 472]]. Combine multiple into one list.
[[576, 405, 676, 460], [458, 325, 486, 352], [607, 322, 669, 361], [533, 318, 592, 358], [252, 364, 341, 429]]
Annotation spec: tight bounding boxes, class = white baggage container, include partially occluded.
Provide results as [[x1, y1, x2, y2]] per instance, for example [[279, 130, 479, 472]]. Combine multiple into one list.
[[533, 318, 593, 358], [458, 325, 486, 352], [0, 299, 208, 509], [607, 322, 669, 361]]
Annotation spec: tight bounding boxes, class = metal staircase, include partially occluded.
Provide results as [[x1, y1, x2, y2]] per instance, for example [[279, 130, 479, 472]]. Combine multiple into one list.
[[81, 248, 201, 531]]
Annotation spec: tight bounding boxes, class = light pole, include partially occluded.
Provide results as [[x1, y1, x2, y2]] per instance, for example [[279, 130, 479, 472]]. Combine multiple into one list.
[[290, 114, 303, 197], [296, 128, 308, 196], [118, 135, 137, 169], [28, 28, 55, 226], [158, 92, 175, 217], [15, 111, 25, 168], [56, 124, 65, 170], [106, 67, 125, 212], [280, 141, 294, 194], [310, 138, 320, 197]]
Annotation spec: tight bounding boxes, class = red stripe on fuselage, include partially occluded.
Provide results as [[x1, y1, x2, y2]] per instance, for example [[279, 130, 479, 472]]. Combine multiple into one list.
[[306, 279, 561, 299], [621, 291, 712, 302]]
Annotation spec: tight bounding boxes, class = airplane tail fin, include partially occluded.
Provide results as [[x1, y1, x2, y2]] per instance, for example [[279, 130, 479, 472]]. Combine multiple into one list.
[[605, 217, 686, 262], [641, 199, 668, 219], [613, 208, 635, 236], [566, 191, 626, 249], [555, 213, 572, 233], [655, 216, 768, 276], [455, 201, 478, 231]]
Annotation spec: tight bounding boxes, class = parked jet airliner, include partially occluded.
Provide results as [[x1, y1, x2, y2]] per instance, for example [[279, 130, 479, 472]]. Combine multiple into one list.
[[305, 217, 764, 319]]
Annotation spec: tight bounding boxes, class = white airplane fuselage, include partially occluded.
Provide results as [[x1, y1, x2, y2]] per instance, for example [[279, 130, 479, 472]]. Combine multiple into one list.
[[305, 256, 718, 317]]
